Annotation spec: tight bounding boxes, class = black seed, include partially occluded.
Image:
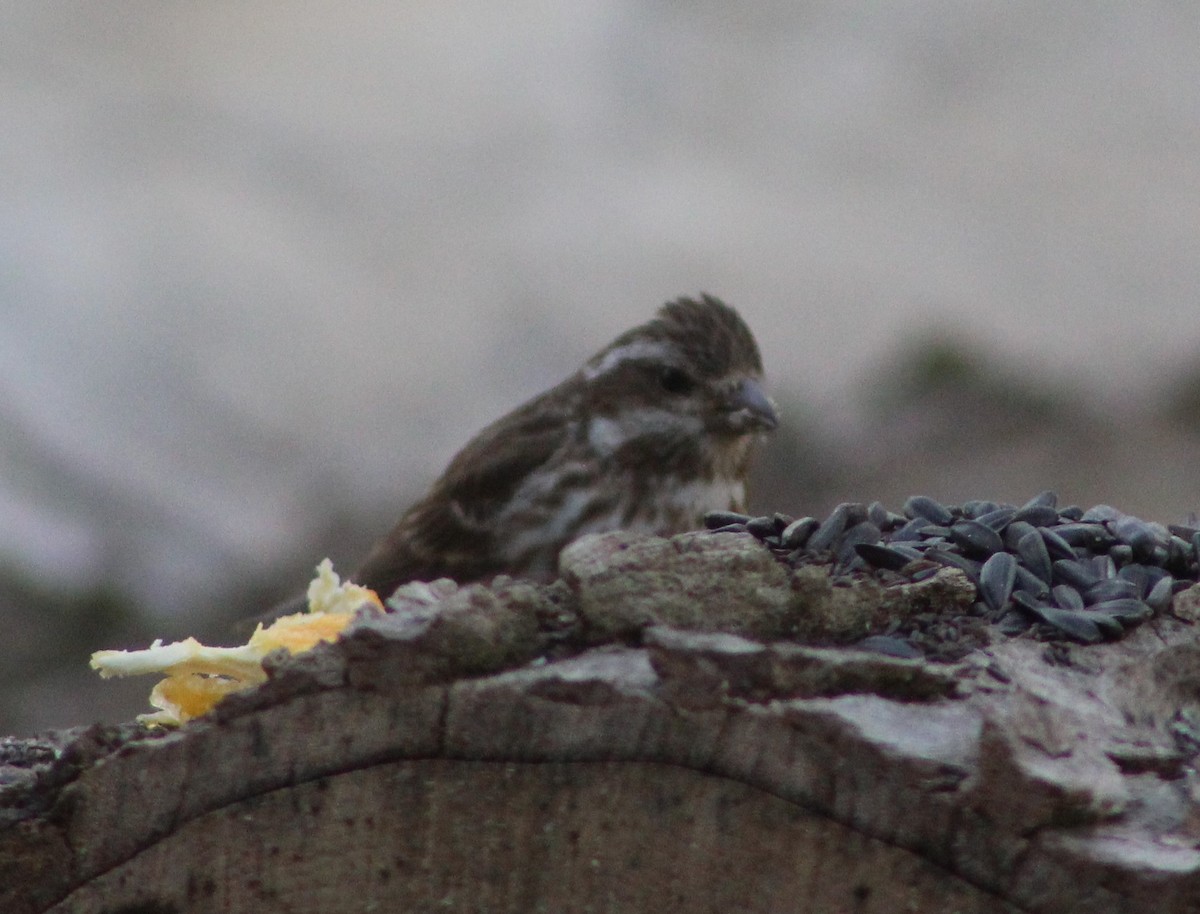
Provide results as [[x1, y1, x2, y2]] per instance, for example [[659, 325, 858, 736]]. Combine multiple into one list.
[[918, 525, 953, 540], [1108, 544, 1134, 566], [963, 500, 1001, 518], [1167, 536, 1193, 574], [806, 514, 847, 554], [1004, 520, 1038, 551], [891, 517, 932, 542], [1053, 523, 1113, 549], [1052, 584, 1084, 611], [838, 520, 882, 552], [1053, 559, 1101, 590], [1111, 515, 1168, 558], [1146, 576, 1175, 611], [745, 515, 779, 538], [1086, 613, 1126, 638], [854, 635, 924, 659], [1011, 591, 1103, 643], [1118, 563, 1151, 595], [780, 517, 819, 549], [1013, 504, 1060, 527], [1058, 505, 1084, 521], [1081, 504, 1123, 523], [1090, 598, 1154, 624], [1016, 529, 1053, 584], [910, 565, 943, 582], [1040, 527, 1077, 561], [1141, 564, 1172, 590], [855, 542, 917, 571], [904, 495, 955, 526], [979, 552, 1017, 611], [773, 512, 795, 529], [1169, 524, 1200, 540], [705, 511, 750, 529], [1013, 564, 1051, 598], [974, 507, 1017, 532], [709, 523, 749, 535], [1023, 490, 1059, 510], [998, 609, 1032, 636], [1083, 578, 1140, 604], [950, 520, 1005, 556], [1089, 554, 1117, 580], [867, 501, 891, 528], [924, 548, 982, 582]]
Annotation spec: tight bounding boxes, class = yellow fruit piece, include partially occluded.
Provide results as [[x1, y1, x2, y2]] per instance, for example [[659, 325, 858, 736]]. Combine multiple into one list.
[[90, 560, 383, 726]]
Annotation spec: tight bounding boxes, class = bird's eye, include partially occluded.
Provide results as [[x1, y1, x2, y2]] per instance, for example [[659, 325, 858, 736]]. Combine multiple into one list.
[[658, 366, 695, 395]]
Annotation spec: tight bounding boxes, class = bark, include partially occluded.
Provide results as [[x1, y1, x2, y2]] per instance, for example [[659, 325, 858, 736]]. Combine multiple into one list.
[[4, 530, 1200, 913]]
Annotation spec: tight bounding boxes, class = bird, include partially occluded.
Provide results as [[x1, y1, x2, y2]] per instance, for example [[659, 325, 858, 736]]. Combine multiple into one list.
[[350, 293, 778, 602]]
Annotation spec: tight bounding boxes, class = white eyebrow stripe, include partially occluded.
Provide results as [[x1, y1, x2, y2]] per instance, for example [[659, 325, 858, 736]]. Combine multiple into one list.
[[583, 340, 671, 380]]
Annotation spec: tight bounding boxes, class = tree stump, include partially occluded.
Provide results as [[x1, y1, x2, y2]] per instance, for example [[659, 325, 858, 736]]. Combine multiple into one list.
[[4, 530, 1200, 913]]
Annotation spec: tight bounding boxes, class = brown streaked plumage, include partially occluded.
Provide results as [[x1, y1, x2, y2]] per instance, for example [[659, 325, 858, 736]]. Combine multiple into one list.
[[354, 294, 777, 600]]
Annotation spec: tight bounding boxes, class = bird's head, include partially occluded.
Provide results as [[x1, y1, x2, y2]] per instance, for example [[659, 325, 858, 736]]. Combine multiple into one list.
[[580, 294, 777, 469]]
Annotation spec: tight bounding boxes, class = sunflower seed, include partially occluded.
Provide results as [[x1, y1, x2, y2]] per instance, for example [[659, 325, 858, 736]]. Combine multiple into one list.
[[745, 515, 780, 538], [963, 499, 1001, 518], [806, 514, 847, 554], [837, 520, 882, 556], [1146, 575, 1175, 611], [705, 511, 750, 529], [854, 635, 924, 659], [709, 523, 749, 535], [1083, 578, 1140, 604], [1011, 591, 1104, 644], [1040, 527, 1077, 561], [974, 507, 1017, 532], [891, 516, 932, 542], [904, 495, 955, 526], [1053, 523, 1113, 549], [1013, 504, 1060, 527], [1118, 563, 1151, 595], [855, 542, 919, 571], [1014, 564, 1051, 598], [1052, 584, 1084, 610], [925, 548, 983, 582], [780, 517, 819, 549], [1023, 490, 1059, 510], [979, 552, 1017, 611], [1004, 520, 1038, 551], [1090, 598, 1154, 624], [1053, 559, 1101, 590], [1111, 516, 1169, 556], [1016, 529, 1053, 583], [867, 501, 893, 528], [1081, 504, 1124, 523], [950, 520, 1005, 557], [1089, 553, 1117, 580], [1108, 544, 1134, 566]]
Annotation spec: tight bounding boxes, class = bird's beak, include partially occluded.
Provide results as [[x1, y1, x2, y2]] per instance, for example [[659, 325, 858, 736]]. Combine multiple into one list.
[[728, 378, 779, 431]]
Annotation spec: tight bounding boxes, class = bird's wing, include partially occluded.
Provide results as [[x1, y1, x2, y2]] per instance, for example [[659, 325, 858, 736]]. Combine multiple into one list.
[[353, 385, 576, 594]]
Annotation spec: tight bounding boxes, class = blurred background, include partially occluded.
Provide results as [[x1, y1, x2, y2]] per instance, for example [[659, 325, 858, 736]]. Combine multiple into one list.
[[6, 3, 1200, 734]]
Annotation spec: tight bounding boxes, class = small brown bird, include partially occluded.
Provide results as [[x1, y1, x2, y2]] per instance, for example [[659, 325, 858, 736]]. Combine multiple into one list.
[[352, 294, 777, 601]]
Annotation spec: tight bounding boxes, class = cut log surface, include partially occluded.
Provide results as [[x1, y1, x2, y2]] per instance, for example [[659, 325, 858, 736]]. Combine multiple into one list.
[[4, 530, 1200, 913]]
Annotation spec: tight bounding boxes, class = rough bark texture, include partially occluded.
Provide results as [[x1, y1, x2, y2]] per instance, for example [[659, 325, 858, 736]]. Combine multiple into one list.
[[4, 530, 1200, 913]]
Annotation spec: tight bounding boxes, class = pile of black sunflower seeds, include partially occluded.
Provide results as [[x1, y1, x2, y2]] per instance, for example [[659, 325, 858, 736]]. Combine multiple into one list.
[[705, 491, 1199, 648]]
